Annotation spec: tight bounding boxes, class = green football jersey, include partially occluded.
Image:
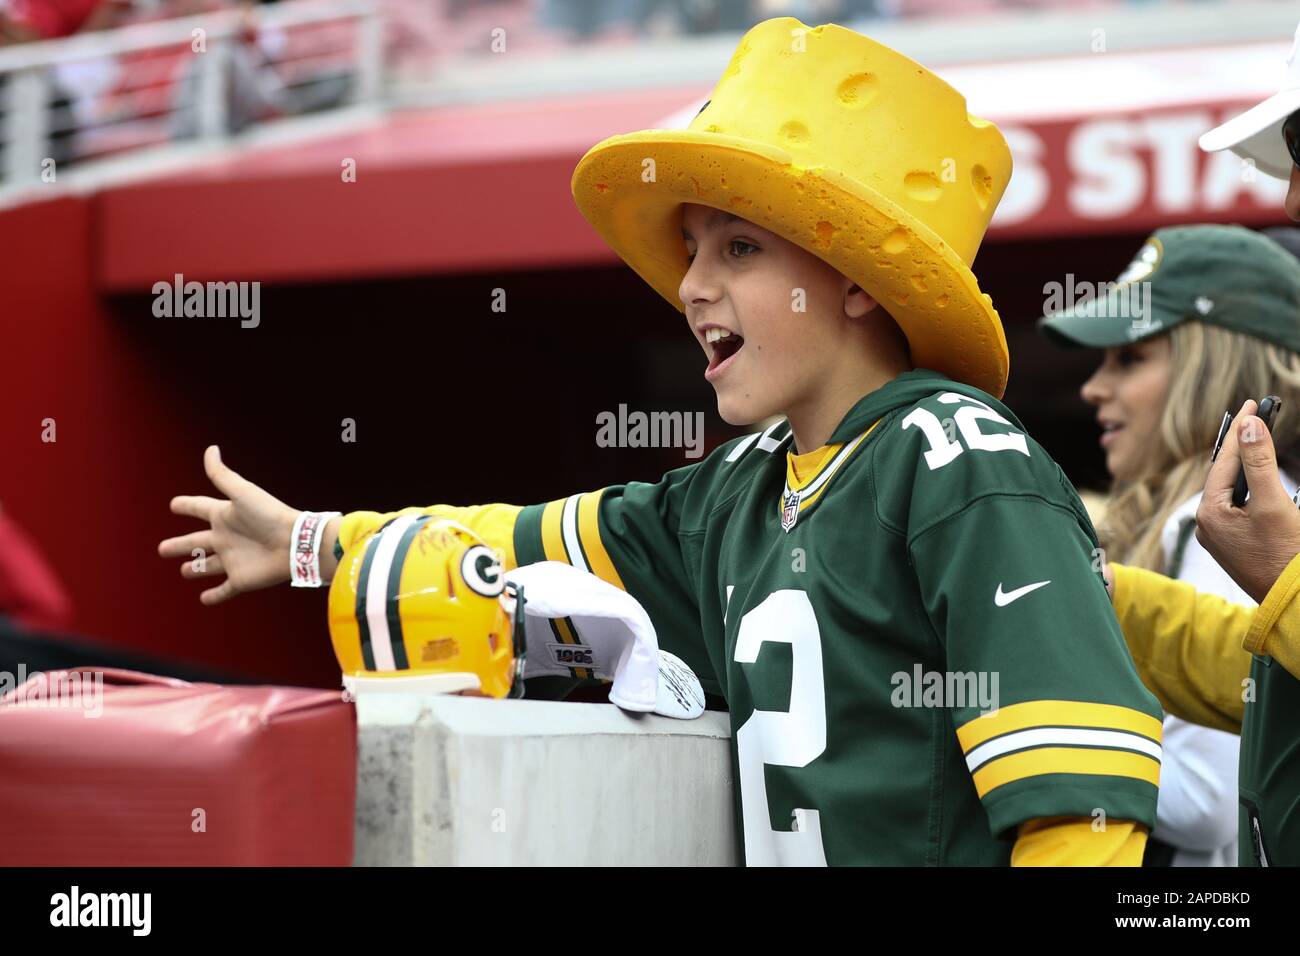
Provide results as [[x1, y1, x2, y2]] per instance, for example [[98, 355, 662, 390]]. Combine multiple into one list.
[[1238, 654, 1300, 866], [514, 368, 1163, 865]]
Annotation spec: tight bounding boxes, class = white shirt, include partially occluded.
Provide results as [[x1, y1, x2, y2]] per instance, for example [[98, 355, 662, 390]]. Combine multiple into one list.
[[1150, 470, 1299, 866]]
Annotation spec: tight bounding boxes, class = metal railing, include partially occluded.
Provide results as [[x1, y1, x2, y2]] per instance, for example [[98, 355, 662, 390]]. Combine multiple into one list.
[[0, 0, 383, 186], [0, 0, 1277, 191]]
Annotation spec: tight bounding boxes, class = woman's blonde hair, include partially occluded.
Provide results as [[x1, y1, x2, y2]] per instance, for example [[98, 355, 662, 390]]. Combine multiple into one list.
[[1100, 321, 1300, 572]]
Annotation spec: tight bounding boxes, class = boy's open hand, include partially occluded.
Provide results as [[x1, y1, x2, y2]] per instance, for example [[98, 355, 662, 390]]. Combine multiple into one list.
[[158, 445, 300, 605]]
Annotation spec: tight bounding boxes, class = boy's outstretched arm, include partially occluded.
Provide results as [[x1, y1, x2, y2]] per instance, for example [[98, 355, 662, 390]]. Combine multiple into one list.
[[327, 505, 524, 578], [159, 445, 719, 694]]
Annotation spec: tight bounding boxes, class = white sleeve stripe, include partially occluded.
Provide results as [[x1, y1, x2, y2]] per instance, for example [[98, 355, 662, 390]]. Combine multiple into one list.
[[965, 726, 1163, 773], [560, 494, 590, 574]]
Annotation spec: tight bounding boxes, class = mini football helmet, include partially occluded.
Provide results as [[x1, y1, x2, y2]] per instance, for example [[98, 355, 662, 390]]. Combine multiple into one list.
[[328, 515, 525, 698]]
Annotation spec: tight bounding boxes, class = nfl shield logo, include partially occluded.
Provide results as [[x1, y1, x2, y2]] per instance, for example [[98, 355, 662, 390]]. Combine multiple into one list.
[[781, 491, 800, 532]]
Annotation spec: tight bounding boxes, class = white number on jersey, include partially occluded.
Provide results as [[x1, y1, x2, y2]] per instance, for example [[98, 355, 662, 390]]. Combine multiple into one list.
[[731, 589, 829, 867], [900, 392, 1029, 470]]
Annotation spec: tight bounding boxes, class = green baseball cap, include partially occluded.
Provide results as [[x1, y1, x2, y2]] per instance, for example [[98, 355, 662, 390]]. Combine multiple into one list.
[[1038, 224, 1300, 354]]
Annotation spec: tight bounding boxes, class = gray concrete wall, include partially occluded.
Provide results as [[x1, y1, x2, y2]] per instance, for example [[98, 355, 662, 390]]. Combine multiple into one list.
[[354, 694, 737, 866]]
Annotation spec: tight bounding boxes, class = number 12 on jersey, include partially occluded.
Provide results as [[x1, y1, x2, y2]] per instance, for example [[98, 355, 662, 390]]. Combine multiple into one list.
[[732, 589, 829, 866], [901, 392, 1029, 470]]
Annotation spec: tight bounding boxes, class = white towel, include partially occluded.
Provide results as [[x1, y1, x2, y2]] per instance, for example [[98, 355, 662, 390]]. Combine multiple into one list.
[[506, 561, 705, 719]]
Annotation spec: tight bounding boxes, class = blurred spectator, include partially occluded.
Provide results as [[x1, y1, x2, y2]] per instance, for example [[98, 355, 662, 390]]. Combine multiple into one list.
[[674, 0, 753, 33], [1, 0, 131, 41], [1263, 225, 1300, 262], [0, 0, 134, 169], [169, 0, 288, 137], [532, 0, 903, 44], [538, 0, 640, 41]]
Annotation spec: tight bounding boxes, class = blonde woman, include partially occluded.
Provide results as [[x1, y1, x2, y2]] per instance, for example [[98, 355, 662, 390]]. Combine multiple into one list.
[[1040, 223, 1300, 865]]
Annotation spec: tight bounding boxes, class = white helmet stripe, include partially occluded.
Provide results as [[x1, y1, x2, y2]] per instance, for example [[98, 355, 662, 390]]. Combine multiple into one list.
[[363, 514, 419, 672]]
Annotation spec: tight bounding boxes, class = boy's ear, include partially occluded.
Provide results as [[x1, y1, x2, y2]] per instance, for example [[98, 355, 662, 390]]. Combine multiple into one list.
[[843, 282, 880, 319]]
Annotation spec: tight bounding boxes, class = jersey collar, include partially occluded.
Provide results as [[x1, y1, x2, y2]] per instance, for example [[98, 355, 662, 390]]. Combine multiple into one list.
[[776, 368, 1003, 532], [779, 420, 881, 532], [827, 367, 959, 445]]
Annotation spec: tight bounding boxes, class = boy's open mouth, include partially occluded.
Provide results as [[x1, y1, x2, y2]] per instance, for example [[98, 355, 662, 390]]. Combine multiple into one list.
[[705, 328, 745, 380]]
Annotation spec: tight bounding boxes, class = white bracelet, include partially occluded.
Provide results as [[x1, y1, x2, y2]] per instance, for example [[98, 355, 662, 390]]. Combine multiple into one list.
[[290, 511, 342, 588]]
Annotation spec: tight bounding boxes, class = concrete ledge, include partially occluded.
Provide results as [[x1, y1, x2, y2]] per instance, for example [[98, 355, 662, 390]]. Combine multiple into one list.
[[354, 694, 736, 866]]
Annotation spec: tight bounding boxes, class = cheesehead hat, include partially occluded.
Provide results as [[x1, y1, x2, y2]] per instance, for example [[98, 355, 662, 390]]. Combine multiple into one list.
[[570, 17, 1014, 397]]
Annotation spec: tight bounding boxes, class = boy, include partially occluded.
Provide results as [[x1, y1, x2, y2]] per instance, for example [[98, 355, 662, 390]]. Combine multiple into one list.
[[160, 18, 1162, 865]]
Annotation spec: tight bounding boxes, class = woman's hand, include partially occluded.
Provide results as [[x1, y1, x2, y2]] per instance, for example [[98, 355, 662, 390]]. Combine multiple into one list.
[[158, 445, 300, 605]]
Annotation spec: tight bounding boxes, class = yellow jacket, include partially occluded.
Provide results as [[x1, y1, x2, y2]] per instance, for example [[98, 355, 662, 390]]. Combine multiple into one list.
[[1110, 551, 1300, 733]]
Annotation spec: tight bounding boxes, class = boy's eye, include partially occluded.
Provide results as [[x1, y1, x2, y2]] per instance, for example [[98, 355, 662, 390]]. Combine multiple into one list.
[[683, 240, 756, 265]]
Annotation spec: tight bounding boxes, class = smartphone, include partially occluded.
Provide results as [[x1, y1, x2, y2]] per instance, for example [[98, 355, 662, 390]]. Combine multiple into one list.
[[1231, 396, 1282, 507]]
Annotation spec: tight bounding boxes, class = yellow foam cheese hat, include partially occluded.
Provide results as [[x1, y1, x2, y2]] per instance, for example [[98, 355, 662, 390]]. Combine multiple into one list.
[[571, 17, 1013, 398]]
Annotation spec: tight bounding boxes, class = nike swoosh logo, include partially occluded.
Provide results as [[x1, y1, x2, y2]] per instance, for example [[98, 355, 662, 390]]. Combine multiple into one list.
[[994, 580, 1052, 607]]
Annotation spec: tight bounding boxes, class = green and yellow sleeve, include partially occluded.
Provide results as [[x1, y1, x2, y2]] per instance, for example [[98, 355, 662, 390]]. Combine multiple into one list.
[[512, 477, 717, 695], [338, 503, 524, 567], [1244, 549, 1300, 679]]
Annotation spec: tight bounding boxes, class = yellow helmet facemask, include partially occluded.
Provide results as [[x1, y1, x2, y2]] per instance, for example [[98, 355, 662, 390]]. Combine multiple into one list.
[[328, 516, 527, 698]]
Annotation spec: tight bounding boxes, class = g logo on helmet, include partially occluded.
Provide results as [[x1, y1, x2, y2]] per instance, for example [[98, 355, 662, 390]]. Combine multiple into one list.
[[462, 544, 504, 598]]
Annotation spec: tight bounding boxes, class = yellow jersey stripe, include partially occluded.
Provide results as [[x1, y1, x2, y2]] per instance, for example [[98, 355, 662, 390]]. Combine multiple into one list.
[[578, 489, 626, 591], [971, 746, 1160, 799], [956, 700, 1163, 752], [536, 492, 627, 591]]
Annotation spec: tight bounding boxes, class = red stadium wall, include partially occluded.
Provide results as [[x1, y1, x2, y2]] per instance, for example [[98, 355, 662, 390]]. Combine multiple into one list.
[[0, 184, 732, 689], [0, 195, 341, 685]]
